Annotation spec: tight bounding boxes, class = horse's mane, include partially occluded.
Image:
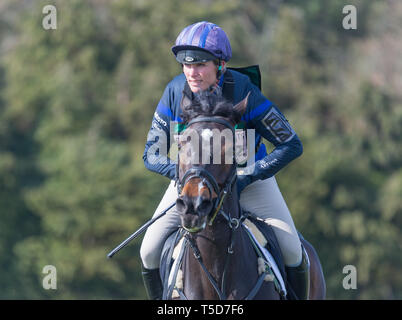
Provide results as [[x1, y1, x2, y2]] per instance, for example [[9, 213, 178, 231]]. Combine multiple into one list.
[[181, 88, 242, 124]]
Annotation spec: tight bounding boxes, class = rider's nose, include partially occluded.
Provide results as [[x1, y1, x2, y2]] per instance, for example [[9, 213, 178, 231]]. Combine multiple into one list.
[[187, 65, 199, 77]]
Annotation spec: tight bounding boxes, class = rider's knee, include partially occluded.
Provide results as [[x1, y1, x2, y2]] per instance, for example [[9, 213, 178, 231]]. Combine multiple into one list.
[[140, 242, 160, 269], [282, 238, 303, 267]]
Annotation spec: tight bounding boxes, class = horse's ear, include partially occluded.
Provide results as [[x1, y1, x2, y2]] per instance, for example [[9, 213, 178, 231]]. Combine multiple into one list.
[[233, 92, 250, 117]]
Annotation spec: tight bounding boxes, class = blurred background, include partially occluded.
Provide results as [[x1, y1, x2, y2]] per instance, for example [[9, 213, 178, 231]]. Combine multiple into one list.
[[0, 0, 401, 299]]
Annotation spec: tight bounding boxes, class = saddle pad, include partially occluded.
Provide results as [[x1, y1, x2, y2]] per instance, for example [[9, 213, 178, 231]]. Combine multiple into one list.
[[168, 237, 185, 298], [243, 215, 287, 282], [243, 222, 287, 297], [160, 229, 186, 299]]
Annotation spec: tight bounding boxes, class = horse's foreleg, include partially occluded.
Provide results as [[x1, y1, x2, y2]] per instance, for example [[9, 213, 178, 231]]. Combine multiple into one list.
[[301, 238, 326, 300]]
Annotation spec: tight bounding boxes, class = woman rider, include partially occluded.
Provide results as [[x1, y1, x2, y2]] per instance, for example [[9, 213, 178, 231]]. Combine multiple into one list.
[[141, 21, 309, 300]]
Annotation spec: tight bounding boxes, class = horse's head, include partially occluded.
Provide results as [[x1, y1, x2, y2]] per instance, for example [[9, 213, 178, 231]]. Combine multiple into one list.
[[175, 90, 249, 233]]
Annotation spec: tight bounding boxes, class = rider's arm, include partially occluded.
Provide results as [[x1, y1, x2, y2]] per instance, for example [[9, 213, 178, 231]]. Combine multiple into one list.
[[242, 82, 303, 184], [143, 85, 176, 180]]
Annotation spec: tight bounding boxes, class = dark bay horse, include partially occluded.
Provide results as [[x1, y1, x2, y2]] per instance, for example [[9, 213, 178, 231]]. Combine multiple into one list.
[[173, 91, 325, 300]]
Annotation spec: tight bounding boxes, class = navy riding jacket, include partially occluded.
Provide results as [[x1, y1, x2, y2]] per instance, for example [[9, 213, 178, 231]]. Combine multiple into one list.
[[143, 70, 303, 184]]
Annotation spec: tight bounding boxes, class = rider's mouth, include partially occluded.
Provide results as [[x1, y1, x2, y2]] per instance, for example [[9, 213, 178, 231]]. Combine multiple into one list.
[[189, 80, 202, 85]]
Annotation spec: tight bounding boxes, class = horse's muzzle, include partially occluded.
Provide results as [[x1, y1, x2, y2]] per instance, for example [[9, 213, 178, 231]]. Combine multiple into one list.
[[176, 195, 213, 233]]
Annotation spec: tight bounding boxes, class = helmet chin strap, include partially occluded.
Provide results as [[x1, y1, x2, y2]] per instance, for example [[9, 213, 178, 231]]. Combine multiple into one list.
[[206, 61, 224, 93], [216, 59, 223, 78]]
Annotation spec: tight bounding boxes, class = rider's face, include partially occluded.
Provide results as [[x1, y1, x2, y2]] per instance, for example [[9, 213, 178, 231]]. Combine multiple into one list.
[[183, 61, 220, 93]]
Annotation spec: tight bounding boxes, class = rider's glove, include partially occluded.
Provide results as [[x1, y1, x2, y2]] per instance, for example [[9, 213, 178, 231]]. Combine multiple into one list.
[[235, 158, 275, 198], [236, 174, 253, 198]]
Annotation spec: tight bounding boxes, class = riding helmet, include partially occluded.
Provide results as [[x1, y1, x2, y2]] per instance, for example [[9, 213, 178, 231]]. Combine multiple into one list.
[[172, 21, 232, 64]]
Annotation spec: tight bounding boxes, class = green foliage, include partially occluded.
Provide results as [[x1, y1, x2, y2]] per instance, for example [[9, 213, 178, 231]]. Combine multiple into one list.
[[0, 0, 400, 299]]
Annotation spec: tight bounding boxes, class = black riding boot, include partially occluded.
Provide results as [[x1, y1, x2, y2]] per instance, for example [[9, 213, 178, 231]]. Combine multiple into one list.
[[141, 264, 163, 300], [286, 246, 310, 300]]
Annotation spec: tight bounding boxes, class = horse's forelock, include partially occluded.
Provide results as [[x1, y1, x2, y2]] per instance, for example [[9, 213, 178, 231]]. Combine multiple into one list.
[[181, 90, 240, 124]]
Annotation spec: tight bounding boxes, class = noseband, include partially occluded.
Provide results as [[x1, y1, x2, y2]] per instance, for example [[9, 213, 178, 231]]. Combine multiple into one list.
[[176, 116, 238, 228]]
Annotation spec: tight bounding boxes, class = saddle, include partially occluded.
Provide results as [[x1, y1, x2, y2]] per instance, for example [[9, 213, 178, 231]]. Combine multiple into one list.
[[159, 213, 288, 300]]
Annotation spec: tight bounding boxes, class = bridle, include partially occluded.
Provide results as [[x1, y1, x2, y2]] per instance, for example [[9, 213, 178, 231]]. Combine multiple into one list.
[[172, 116, 277, 300], [174, 115, 243, 300], [176, 116, 238, 230]]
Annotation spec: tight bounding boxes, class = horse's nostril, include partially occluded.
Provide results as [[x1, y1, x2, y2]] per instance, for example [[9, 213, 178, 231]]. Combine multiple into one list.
[[176, 197, 187, 212]]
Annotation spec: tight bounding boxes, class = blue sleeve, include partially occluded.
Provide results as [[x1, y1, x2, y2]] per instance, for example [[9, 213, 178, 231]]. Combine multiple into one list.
[[242, 81, 303, 181], [142, 85, 176, 180]]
